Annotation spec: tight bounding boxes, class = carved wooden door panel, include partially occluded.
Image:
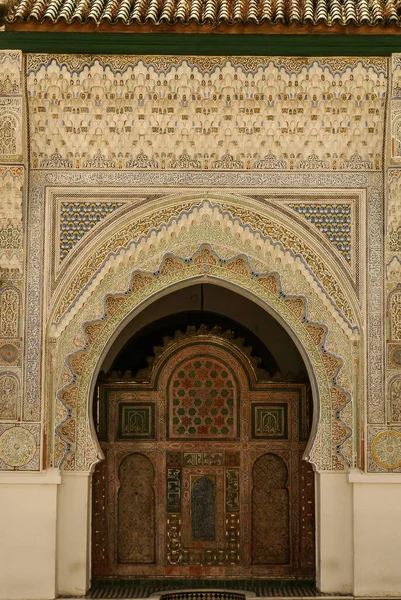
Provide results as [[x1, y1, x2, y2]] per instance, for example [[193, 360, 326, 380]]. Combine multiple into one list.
[[92, 333, 315, 580]]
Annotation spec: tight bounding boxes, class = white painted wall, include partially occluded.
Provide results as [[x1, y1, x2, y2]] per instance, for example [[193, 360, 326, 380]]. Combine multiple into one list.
[[57, 472, 92, 597], [315, 472, 353, 594], [351, 471, 401, 597], [0, 469, 60, 600]]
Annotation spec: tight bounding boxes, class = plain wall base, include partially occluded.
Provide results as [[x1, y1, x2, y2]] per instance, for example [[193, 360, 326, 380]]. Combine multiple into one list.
[[315, 472, 353, 594], [57, 471, 91, 597], [351, 471, 401, 597], [0, 469, 60, 600]]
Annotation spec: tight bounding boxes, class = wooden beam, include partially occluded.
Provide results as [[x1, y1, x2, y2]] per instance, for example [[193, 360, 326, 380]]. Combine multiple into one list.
[[2, 31, 401, 55]]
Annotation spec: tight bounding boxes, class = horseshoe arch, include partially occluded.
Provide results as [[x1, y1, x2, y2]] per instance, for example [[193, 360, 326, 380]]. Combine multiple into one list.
[[48, 197, 360, 474]]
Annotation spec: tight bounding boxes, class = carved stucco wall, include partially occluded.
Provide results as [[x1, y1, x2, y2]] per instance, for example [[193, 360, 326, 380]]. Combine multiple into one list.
[[376, 54, 401, 473], [0, 51, 41, 471], [26, 55, 386, 171], [0, 51, 395, 473]]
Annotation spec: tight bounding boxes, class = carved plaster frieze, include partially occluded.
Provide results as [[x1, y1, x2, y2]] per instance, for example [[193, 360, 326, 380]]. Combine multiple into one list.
[[26, 55, 387, 172]]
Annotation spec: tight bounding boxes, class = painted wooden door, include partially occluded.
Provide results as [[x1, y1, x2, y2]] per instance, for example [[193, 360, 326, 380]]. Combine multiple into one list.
[[92, 333, 315, 580]]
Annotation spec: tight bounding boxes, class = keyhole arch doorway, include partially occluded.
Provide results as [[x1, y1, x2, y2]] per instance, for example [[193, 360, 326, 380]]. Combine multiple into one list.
[[91, 282, 316, 581]]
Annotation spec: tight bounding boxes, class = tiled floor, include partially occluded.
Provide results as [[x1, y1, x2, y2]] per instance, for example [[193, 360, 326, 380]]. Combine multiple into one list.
[[51, 581, 401, 600], [84, 582, 336, 599], [56, 596, 397, 600]]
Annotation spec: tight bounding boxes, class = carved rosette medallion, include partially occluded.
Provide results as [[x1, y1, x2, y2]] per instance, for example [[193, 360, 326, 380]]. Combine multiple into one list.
[[371, 430, 401, 470], [389, 344, 401, 369], [0, 342, 20, 366], [0, 427, 36, 467]]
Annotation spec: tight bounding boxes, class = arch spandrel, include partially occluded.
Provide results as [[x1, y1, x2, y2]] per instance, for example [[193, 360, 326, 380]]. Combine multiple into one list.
[[51, 240, 356, 475], [49, 196, 361, 334]]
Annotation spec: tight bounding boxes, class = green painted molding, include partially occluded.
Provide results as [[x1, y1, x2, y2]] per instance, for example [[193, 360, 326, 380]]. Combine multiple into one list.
[[1, 32, 401, 55]]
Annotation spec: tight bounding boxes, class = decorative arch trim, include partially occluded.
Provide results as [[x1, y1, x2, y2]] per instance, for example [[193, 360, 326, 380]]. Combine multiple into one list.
[[134, 325, 272, 388], [50, 198, 360, 333], [52, 244, 355, 474]]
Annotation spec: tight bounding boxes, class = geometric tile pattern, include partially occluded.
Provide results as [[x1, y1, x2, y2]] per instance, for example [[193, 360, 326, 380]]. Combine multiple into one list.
[[51, 197, 358, 328], [287, 203, 351, 263], [169, 358, 237, 439], [86, 582, 318, 598], [60, 201, 124, 260]]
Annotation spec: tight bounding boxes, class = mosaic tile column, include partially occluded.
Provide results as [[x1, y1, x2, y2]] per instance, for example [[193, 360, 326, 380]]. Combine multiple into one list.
[[370, 54, 401, 472], [0, 51, 40, 471]]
